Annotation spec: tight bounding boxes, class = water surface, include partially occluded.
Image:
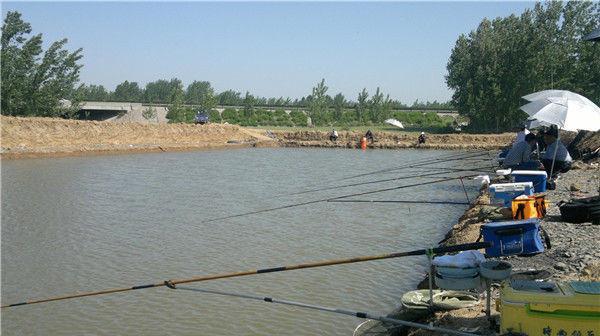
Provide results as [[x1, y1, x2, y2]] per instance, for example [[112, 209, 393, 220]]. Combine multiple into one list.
[[2, 148, 485, 335]]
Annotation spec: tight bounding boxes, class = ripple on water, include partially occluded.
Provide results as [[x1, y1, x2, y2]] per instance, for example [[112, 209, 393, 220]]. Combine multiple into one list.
[[2, 149, 478, 335]]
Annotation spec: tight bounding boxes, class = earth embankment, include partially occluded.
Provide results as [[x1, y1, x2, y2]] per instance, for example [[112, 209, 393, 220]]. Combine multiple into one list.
[[6, 116, 590, 159], [273, 130, 515, 150], [0, 116, 275, 158]]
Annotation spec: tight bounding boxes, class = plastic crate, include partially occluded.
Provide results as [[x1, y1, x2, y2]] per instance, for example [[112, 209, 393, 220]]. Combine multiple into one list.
[[500, 280, 600, 336], [489, 182, 534, 207], [512, 170, 548, 193]]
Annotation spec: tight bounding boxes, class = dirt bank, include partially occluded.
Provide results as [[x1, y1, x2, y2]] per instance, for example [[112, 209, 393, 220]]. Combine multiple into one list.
[[0, 116, 276, 159], [2, 117, 597, 159], [272, 130, 514, 150]]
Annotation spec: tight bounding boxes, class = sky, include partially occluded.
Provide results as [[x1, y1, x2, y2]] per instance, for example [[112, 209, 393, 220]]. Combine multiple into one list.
[[2, 1, 536, 103]]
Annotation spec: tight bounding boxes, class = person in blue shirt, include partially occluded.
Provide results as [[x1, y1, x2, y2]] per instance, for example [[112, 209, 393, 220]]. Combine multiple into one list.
[[502, 133, 539, 169], [542, 128, 572, 178]]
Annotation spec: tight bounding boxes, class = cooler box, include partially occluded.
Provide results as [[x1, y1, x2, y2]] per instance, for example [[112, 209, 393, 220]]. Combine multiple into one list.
[[511, 170, 548, 193], [500, 280, 600, 336], [480, 219, 543, 257], [489, 182, 534, 207], [512, 197, 538, 220]]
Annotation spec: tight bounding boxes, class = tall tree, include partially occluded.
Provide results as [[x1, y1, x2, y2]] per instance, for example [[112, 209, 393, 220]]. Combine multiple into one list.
[[332, 93, 346, 121], [243, 91, 255, 118], [1, 11, 83, 117], [446, 1, 600, 132], [355, 88, 369, 122], [144, 79, 180, 103], [113, 80, 142, 102], [75, 84, 110, 101], [308, 78, 329, 122], [218, 90, 242, 105], [186, 80, 216, 110]]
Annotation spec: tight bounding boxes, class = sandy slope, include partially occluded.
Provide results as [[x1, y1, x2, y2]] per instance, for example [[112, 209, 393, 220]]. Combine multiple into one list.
[[0, 116, 275, 158]]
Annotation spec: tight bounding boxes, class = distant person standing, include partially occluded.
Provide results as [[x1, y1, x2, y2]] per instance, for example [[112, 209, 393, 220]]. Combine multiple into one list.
[[417, 132, 426, 145]]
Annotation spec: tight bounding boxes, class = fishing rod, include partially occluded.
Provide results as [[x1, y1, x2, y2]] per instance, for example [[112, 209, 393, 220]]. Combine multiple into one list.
[[288, 165, 493, 196], [339, 151, 494, 181], [327, 199, 472, 205], [328, 174, 480, 202], [170, 285, 478, 336], [202, 174, 480, 223], [1, 242, 490, 309]]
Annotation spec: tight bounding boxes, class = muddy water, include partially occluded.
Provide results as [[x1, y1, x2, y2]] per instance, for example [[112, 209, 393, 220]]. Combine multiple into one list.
[[2, 148, 486, 335]]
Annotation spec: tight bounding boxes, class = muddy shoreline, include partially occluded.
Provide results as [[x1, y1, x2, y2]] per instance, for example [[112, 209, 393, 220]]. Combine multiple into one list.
[[362, 160, 600, 336]]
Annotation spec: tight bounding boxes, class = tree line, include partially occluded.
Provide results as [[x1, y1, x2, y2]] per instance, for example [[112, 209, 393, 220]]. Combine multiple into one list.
[[75, 78, 452, 111], [446, 1, 600, 132]]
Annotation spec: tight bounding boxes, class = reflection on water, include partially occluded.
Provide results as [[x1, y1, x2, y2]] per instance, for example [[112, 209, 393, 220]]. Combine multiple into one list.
[[2, 148, 484, 335]]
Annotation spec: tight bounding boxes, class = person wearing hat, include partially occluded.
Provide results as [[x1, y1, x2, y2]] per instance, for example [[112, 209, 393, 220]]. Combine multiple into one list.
[[417, 132, 426, 145], [502, 133, 539, 169], [514, 125, 530, 145], [542, 127, 572, 178]]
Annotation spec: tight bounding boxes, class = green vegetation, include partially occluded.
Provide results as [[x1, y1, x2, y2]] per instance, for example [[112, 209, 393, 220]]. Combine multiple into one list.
[[447, 1, 600, 132], [1, 11, 83, 117], [10, 4, 596, 133]]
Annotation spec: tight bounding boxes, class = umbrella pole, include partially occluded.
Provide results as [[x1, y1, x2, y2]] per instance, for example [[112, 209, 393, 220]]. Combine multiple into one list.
[[548, 129, 560, 179]]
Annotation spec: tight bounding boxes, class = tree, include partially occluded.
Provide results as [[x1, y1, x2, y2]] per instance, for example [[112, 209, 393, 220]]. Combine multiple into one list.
[[142, 105, 157, 122], [332, 93, 346, 122], [243, 91, 255, 118], [144, 79, 180, 103], [165, 80, 191, 123], [218, 90, 242, 106], [75, 84, 110, 101], [446, 1, 600, 132], [368, 87, 384, 123], [113, 80, 142, 102], [308, 78, 329, 123], [355, 88, 369, 122], [186, 80, 216, 110], [1, 11, 83, 117]]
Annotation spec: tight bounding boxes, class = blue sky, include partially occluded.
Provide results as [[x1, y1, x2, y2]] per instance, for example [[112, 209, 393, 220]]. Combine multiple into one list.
[[3, 1, 535, 103]]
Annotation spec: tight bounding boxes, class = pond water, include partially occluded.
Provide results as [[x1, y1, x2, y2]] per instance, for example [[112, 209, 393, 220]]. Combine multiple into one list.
[[1, 148, 487, 335]]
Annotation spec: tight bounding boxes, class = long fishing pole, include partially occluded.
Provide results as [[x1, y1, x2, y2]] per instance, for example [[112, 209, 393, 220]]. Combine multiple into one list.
[[170, 285, 478, 336], [328, 174, 480, 201], [288, 165, 492, 196], [202, 174, 479, 223], [327, 199, 472, 205], [1, 242, 490, 309], [339, 151, 493, 181]]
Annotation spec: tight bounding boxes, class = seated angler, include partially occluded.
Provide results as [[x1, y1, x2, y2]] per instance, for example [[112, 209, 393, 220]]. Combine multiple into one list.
[[502, 133, 539, 170]]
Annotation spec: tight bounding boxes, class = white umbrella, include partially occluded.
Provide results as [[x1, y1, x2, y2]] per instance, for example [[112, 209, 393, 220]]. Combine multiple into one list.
[[520, 92, 600, 179], [521, 97, 600, 132], [384, 118, 404, 129], [522, 89, 596, 107]]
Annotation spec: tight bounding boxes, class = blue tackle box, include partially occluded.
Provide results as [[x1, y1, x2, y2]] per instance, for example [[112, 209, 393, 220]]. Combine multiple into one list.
[[511, 170, 548, 193], [489, 182, 534, 207], [481, 219, 544, 257]]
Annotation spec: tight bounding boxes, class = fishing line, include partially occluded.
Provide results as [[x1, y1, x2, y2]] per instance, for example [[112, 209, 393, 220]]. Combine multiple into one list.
[[287, 166, 492, 196], [1, 242, 490, 309], [338, 151, 494, 181], [202, 174, 480, 223], [169, 285, 478, 336], [328, 174, 480, 201]]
